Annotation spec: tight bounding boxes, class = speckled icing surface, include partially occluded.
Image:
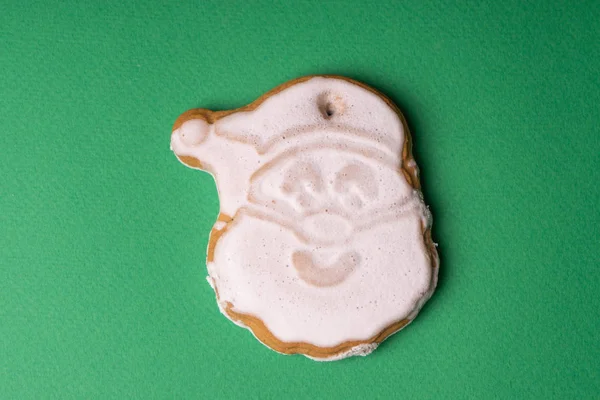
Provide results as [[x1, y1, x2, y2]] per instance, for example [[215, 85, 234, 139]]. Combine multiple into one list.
[[171, 76, 438, 360]]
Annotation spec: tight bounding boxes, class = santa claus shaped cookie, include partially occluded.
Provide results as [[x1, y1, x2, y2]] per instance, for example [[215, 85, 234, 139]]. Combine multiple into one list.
[[170, 76, 438, 360]]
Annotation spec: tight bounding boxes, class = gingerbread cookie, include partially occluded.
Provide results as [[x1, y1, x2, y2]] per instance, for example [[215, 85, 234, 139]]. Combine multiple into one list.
[[170, 76, 438, 360]]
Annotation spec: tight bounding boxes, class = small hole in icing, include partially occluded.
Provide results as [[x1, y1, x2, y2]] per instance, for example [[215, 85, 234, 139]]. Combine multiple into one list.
[[317, 92, 345, 119], [325, 104, 334, 117]]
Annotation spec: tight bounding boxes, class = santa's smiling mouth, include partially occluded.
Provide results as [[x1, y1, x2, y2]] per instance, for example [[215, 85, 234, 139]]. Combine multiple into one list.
[[292, 250, 360, 287]]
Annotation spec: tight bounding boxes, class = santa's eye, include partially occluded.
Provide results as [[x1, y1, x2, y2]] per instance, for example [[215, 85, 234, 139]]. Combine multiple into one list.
[[280, 161, 324, 211], [341, 194, 364, 210], [334, 162, 378, 208], [281, 161, 323, 194], [296, 192, 316, 209]]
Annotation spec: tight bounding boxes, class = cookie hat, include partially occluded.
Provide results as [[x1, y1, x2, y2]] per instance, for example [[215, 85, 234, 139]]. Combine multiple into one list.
[[215, 77, 407, 160], [171, 76, 419, 216]]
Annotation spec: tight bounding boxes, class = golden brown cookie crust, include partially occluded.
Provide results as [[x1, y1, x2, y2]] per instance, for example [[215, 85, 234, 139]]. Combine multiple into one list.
[[173, 75, 439, 359]]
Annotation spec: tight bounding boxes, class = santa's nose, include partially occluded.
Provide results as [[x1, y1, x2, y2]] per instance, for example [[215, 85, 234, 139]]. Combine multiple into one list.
[[302, 212, 352, 245]]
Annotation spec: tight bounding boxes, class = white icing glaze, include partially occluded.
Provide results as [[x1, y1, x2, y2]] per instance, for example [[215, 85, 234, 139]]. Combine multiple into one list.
[[171, 76, 437, 360]]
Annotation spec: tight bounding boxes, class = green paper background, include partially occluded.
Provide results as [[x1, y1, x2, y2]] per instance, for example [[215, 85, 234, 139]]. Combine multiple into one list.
[[2, 0, 599, 398]]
